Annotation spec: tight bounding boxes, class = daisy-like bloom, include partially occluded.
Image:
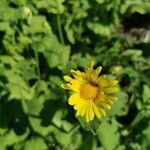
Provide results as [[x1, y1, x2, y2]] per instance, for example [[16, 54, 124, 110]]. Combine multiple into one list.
[[62, 62, 119, 122]]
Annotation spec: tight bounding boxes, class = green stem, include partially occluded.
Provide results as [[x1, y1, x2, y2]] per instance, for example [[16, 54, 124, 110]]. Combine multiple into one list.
[[128, 110, 144, 130], [70, 125, 80, 135], [34, 48, 41, 81], [57, 15, 64, 44], [21, 99, 28, 114]]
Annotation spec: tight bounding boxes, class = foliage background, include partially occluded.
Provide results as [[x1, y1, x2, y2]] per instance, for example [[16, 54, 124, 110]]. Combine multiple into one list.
[[0, 0, 150, 149]]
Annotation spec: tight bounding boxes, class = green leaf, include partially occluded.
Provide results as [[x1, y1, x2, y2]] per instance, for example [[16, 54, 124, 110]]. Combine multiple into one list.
[[0, 22, 14, 35], [87, 22, 112, 37], [96, 0, 105, 4], [24, 137, 47, 150], [52, 110, 73, 132], [49, 76, 62, 87], [78, 133, 97, 150], [141, 127, 150, 149], [121, 2, 150, 14], [142, 85, 150, 103], [121, 49, 142, 62], [6, 72, 35, 101], [9, 0, 27, 6], [108, 91, 128, 116], [34, 0, 65, 14], [18, 34, 32, 46], [0, 129, 29, 147], [29, 117, 54, 136], [13, 142, 25, 150], [23, 16, 51, 34], [65, 18, 75, 44], [54, 129, 72, 148], [26, 97, 44, 116], [0, 7, 20, 21], [78, 117, 101, 134], [97, 120, 120, 150], [44, 44, 70, 68]]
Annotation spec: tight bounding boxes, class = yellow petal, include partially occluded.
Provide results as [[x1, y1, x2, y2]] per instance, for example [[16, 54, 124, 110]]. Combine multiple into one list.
[[68, 94, 80, 105], [101, 103, 111, 109], [74, 99, 83, 110], [92, 103, 101, 118], [95, 66, 102, 76], [76, 100, 85, 116], [98, 77, 118, 88], [104, 99, 113, 105], [98, 94, 114, 106], [85, 102, 90, 122], [89, 61, 95, 69], [104, 87, 119, 93], [99, 108, 106, 116], [71, 70, 82, 76], [61, 83, 71, 89], [63, 76, 72, 82], [70, 79, 81, 92], [86, 61, 95, 76], [89, 101, 94, 121], [109, 96, 118, 101], [71, 70, 83, 80], [105, 95, 118, 104], [112, 80, 119, 85], [77, 100, 87, 116]]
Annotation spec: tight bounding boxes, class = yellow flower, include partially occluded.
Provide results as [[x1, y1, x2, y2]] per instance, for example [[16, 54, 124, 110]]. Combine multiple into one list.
[[62, 62, 119, 122]]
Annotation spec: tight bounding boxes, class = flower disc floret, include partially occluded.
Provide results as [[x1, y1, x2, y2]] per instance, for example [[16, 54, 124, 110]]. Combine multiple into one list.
[[80, 83, 98, 100]]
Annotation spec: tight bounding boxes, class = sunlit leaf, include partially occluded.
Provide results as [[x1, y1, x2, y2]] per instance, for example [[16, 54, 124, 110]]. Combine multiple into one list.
[[97, 120, 120, 150]]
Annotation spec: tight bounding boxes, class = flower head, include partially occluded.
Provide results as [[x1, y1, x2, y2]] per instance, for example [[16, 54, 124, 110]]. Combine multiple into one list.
[[62, 62, 119, 122]]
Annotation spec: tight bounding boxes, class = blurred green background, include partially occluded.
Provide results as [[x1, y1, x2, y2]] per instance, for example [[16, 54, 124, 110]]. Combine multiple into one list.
[[0, 0, 150, 150]]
